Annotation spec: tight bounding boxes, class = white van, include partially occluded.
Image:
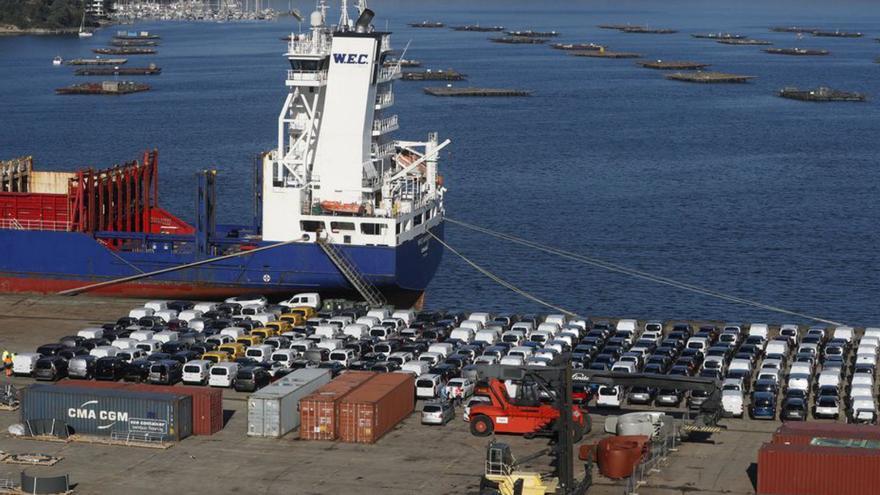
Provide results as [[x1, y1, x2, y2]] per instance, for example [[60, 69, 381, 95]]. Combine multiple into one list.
[[501, 330, 526, 346], [314, 324, 340, 340], [111, 338, 136, 350], [270, 349, 298, 368], [245, 344, 274, 363], [686, 336, 709, 352], [135, 339, 162, 354], [129, 330, 155, 342], [129, 307, 154, 319], [316, 338, 343, 352], [193, 302, 219, 313], [543, 314, 567, 328], [90, 346, 119, 358], [154, 309, 178, 323], [428, 343, 454, 358], [468, 312, 493, 326], [536, 322, 560, 335], [474, 329, 499, 346], [507, 346, 534, 360], [511, 321, 535, 334], [787, 373, 810, 392], [329, 348, 355, 367], [529, 330, 554, 345], [366, 307, 391, 320], [596, 386, 623, 408], [250, 312, 277, 326], [280, 292, 321, 309], [77, 327, 104, 340], [208, 362, 239, 388], [153, 330, 179, 344], [833, 326, 854, 343], [12, 353, 41, 376], [416, 373, 443, 399], [749, 323, 769, 340], [500, 355, 525, 367], [401, 360, 430, 376], [616, 319, 638, 333], [183, 360, 212, 385], [418, 352, 442, 367], [391, 309, 416, 326], [289, 339, 314, 354], [144, 300, 169, 312], [449, 328, 475, 343], [817, 370, 842, 388], [355, 316, 380, 327], [765, 339, 789, 357], [220, 327, 246, 340], [178, 309, 204, 323], [460, 320, 483, 332], [341, 324, 369, 340]]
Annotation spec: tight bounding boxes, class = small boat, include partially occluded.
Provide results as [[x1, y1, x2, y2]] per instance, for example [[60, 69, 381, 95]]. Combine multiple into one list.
[[78, 10, 93, 38], [52, 56, 63, 66]]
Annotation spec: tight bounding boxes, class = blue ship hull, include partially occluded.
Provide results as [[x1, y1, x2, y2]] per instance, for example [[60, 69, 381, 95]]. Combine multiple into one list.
[[0, 222, 444, 305]]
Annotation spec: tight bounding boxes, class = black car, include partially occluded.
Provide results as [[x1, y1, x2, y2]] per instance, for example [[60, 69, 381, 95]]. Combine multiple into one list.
[[233, 366, 271, 392], [190, 342, 217, 355], [59, 335, 87, 348], [146, 352, 173, 362], [36, 343, 67, 357], [370, 361, 400, 373], [148, 360, 183, 385], [161, 341, 189, 354], [57, 346, 89, 361], [166, 300, 194, 312], [318, 361, 345, 377], [123, 359, 152, 382], [33, 356, 68, 381], [173, 350, 200, 364], [781, 397, 808, 421], [95, 356, 127, 381]]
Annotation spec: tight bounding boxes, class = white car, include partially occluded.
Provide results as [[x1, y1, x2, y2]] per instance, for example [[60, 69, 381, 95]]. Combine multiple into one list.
[[11, 353, 41, 376], [416, 373, 443, 399], [225, 295, 268, 307], [499, 355, 524, 367], [596, 386, 623, 408], [463, 396, 491, 421], [787, 373, 810, 392], [445, 378, 475, 400], [721, 389, 744, 417], [208, 362, 239, 388], [183, 360, 212, 385]]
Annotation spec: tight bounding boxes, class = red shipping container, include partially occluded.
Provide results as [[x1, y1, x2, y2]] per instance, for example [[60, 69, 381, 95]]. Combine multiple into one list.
[[773, 423, 880, 446], [57, 381, 223, 435], [300, 371, 377, 441], [758, 442, 880, 495], [338, 373, 414, 444], [127, 384, 223, 436]]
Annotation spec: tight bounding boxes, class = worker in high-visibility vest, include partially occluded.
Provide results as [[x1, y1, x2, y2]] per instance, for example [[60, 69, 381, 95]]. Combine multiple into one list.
[[0, 350, 8, 368], [3, 353, 12, 377]]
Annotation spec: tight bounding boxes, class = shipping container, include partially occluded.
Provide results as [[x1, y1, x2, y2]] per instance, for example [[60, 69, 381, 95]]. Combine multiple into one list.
[[772, 422, 880, 446], [300, 371, 377, 441], [247, 368, 331, 438], [758, 442, 880, 495], [22, 384, 192, 441], [338, 373, 414, 444], [57, 379, 224, 435]]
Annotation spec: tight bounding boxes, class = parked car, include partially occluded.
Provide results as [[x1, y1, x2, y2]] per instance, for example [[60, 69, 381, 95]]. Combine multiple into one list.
[[421, 401, 455, 425], [33, 356, 68, 381], [814, 395, 840, 420], [781, 397, 808, 421], [445, 377, 475, 400], [233, 366, 271, 392], [750, 392, 777, 420], [67, 355, 98, 379], [123, 359, 152, 382], [148, 360, 183, 385], [655, 389, 683, 407], [94, 356, 127, 381], [627, 386, 655, 405], [182, 360, 213, 385], [209, 362, 239, 388]]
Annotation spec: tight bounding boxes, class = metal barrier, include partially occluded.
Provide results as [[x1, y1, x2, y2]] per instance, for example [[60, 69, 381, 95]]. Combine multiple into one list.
[[111, 431, 166, 445], [623, 422, 680, 495]]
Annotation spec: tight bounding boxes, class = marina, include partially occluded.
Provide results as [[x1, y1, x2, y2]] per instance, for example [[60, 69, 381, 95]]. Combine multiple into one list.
[[489, 36, 547, 44], [571, 50, 643, 59], [423, 87, 531, 97], [763, 48, 829, 56], [665, 71, 756, 83], [717, 38, 773, 45], [401, 69, 466, 81], [93, 47, 157, 55], [73, 65, 162, 76], [449, 25, 505, 32], [778, 87, 867, 102], [638, 60, 710, 70], [66, 58, 128, 65], [55, 81, 151, 95]]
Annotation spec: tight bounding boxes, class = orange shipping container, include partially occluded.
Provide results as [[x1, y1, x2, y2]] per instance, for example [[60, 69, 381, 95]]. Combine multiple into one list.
[[758, 442, 880, 495], [300, 371, 377, 441], [338, 373, 414, 444], [772, 423, 880, 446]]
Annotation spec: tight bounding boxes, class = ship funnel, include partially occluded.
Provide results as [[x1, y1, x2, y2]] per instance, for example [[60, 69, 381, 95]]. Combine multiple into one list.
[[354, 9, 374, 33]]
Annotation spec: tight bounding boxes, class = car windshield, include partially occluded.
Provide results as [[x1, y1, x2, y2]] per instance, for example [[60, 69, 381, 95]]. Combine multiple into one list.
[[183, 365, 200, 373], [423, 405, 441, 412], [150, 365, 166, 372], [818, 397, 837, 407], [755, 398, 773, 407], [417, 380, 435, 388], [598, 387, 617, 396]]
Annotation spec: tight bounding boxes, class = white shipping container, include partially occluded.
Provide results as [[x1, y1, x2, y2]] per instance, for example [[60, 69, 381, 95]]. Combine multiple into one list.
[[247, 368, 332, 438]]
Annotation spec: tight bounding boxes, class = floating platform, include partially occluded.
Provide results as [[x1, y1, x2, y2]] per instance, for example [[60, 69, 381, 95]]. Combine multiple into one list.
[[549, 42, 604, 51], [505, 30, 559, 38], [571, 50, 642, 59], [778, 87, 866, 102], [490, 36, 547, 44], [764, 48, 829, 56], [665, 71, 755, 83], [384, 58, 420, 67], [110, 39, 159, 47], [114, 30, 159, 40], [450, 25, 504, 32], [770, 26, 820, 33], [408, 21, 444, 28], [812, 30, 862, 38], [598, 24, 637, 30], [66, 58, 128, 65], [401, 69, 466, 81], [620, 26, 677, 34], [639, 60, 710, 70], [691, 33, 746, 40], [56, 81, 150, 95], [93, 47, 157, 55], [717, 39, 773, 46], [423, 87, 531, 97], [74, 65, 162, 76]]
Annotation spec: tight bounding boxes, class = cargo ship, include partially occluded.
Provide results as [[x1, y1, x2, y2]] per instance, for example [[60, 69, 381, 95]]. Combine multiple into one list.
[[0, 1, 445, 306]]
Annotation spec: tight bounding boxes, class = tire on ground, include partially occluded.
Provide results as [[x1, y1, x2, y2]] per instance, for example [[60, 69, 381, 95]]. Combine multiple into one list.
[[470, 415, 494, 436]]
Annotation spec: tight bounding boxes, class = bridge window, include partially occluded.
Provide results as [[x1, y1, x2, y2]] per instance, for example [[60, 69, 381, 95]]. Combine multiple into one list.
[[331, 222, 355, 232], [413, 213, 423, 226], [361, 223, 387, 236], [300, 220, 325, 232]]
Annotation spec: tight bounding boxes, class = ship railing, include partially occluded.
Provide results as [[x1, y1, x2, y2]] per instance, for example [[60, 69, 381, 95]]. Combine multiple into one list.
[[371, 141, 396, 159], [372, 115, 399, 135], [375, 92, 394, 108], [0, 218, 70, 232], [287, 70, 328, 84], [286, 38, 332, 56], [378, 65, 401, 82]]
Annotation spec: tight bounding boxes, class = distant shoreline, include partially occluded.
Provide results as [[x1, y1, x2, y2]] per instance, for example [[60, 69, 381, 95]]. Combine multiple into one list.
[[0, 25, 81, 36]]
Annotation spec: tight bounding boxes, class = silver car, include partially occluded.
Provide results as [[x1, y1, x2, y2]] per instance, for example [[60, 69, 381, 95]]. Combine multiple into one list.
[[68, 355, 97, 379], [421, 401, 454, 425]]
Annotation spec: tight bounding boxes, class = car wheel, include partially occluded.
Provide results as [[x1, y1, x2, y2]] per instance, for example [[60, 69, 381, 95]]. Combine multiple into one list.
[[470, 415, 494, 437]]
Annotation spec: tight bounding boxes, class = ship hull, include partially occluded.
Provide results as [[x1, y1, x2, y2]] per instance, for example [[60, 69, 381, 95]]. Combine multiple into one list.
[[0, 221, 444, 307]]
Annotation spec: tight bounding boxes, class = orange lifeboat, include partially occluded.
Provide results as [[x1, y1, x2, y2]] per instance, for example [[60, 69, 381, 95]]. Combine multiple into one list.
[[320, 201, 364, 215]]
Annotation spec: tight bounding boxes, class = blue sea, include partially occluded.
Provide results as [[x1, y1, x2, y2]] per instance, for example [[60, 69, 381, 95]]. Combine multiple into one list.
[[1, 0, 878, 325]]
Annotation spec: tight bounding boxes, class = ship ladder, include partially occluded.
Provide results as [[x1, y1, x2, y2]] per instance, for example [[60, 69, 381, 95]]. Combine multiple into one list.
[[316, 236, 387, 308]]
